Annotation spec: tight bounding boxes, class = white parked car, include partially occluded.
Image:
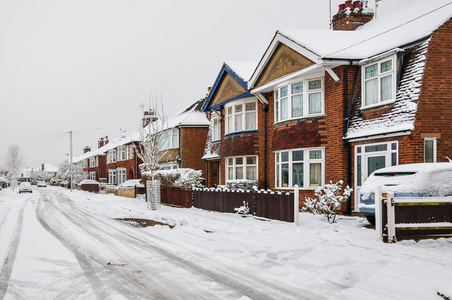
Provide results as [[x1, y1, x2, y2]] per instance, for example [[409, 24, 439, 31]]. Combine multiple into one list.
[[19, 182, 33, 193], [37, 181, 47, 187]]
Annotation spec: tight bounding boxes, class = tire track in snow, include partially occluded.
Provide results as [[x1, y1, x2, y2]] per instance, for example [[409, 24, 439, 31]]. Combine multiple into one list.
[[36, 193, 111, 300], [53, 190, 324, 300], [0, 197, 29, 299]]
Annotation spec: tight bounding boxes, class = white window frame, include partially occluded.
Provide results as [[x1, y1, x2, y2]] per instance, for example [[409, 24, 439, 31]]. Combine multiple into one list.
[[89, 172, 96, 180], [225, 156, 258, 181], [127, 145, 133, 160], [361, 55, 397, 108], [89, 157, 96, 168], [212, 117, 221, 141], [107, 149, 116, 164], [274, 148, 325, 189], [117, 168, 127, 184], [160, 163, 178, 170], [159, 129, 179, 151], [424, 137, 437, 163], [225, 99, 257, 135], [274, 77, 324, 123], [118, 146, 126, 161], [108, 169, 117, 184]]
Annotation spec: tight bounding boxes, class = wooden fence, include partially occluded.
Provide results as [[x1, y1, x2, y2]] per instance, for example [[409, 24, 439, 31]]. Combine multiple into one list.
[[376, 192, 452, 242], [160, 188, 192, 208], [191, 188, 294, 222]]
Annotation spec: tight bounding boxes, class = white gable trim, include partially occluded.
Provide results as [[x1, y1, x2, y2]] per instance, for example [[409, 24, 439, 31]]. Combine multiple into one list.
[[248, 32, 320, 89]]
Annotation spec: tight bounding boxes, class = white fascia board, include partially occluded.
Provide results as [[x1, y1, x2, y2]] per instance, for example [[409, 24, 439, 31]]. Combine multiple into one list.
[[251, 64, 323, 94], [345, 130, 412, 143], [249, 32, 320, 89]]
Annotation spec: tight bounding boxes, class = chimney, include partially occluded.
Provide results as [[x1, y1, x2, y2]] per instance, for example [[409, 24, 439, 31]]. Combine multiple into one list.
[[83, 146, 91, 153], [41, 164, 45, 172], [332, 0, 374, 31], [142, 109, 158, 128], [98, 137, 104, 149], [105, 136, 109, 145]]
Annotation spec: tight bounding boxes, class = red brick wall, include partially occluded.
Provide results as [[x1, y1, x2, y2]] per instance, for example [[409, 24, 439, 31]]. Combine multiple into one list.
[[223, 133, 259, 157], [180, 126, 209, 178]]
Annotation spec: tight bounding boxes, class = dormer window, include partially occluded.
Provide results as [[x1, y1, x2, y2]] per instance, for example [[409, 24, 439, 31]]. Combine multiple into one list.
[[362, 56, 396, 107], [274, 78, 324, 123]]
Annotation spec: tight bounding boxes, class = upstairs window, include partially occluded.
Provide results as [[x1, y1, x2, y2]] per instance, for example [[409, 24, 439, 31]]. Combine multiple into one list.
[[362, 56, 396, 107], [225, 99, 257, 134], [89, 157, 96, 168], [275, 78, 324, 123], [107, 149, 116, 164], [118, 146, 126, 161], [159, 129, 179, 151], [212, 117, 221, 141]]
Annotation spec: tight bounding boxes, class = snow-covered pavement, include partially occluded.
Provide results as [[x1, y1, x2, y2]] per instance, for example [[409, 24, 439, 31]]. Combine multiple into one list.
[[0, 186, 451, 299]]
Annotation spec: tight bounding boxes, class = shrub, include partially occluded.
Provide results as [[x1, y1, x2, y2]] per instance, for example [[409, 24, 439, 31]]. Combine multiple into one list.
[[144, 168, 202, 189], [226, 179, 258, 191], [303, 180, 352, 223]]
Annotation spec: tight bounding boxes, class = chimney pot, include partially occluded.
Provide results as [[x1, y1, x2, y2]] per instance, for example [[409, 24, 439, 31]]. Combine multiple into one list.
[[345, 0, 353, 9], [353, 0, 361, 9], [338, 3, 345, 12]]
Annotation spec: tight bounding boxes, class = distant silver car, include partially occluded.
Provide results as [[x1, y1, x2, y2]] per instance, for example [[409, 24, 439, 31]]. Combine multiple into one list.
[[37, 181, 47, 187], [19, 182, 33, 193]]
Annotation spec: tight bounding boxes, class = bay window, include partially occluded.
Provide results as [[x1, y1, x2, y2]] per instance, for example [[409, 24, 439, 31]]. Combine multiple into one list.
[[275, 78, 324, 122], [159, 129, 179, 150], [226, 156, 257, 181], [225, 99, 257, 134], [362, 56, 396, 107], [275, 148, 324, 189]]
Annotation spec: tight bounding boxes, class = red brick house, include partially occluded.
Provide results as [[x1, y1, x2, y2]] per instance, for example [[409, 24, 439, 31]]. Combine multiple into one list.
[[203, 0, 452, 213]]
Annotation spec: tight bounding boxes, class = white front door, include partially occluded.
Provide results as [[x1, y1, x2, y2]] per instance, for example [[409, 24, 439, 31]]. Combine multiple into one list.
[[354, 141, 398, 211]]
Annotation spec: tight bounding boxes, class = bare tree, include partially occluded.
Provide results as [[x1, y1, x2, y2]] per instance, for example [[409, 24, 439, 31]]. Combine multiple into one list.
[[134, 100, 169, 180], [4, 144, 25, 189]]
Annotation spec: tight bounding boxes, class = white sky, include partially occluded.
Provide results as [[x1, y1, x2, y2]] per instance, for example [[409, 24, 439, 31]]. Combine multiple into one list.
[[0, 0, 374, 169]]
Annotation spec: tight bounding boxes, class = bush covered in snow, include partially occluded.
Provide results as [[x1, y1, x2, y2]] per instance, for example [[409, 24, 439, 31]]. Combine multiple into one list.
[[234, 201, 250, 215], [302, 180, 352, 223], [143, 168, 202, 189], [226, 179, 258, 191]]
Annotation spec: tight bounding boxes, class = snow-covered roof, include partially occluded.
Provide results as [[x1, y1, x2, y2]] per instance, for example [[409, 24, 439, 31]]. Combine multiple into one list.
[[224, 61, 257, 82], [40, 163, 58, 173], [279, 0, 452, 60]]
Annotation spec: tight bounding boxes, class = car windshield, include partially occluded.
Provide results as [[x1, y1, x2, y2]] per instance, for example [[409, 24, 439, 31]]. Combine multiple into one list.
[[374, 171, 416, 177]]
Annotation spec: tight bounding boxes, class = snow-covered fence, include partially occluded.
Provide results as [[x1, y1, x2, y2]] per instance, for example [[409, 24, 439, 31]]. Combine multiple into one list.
[[192, 188, 295, 222], [376, 191, 452, 242]]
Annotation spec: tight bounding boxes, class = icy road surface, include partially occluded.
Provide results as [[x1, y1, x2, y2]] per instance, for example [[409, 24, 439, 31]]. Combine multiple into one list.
[[1, 186, 452, 299]]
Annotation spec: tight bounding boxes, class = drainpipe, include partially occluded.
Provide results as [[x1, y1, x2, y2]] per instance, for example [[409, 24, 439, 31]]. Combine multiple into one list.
[[343, 61, 360, 215], [262, 103, 268, 190]]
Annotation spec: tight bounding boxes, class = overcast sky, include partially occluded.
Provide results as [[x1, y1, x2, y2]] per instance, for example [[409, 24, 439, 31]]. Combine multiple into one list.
[[0, 0, 374, 170]]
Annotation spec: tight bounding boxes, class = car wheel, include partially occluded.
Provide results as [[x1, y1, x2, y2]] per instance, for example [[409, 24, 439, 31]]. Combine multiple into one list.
[[366, 216, 375, 225]]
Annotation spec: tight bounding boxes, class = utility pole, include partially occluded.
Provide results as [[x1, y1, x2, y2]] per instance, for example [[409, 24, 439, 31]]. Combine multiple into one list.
[[69, 131, 73, 192]]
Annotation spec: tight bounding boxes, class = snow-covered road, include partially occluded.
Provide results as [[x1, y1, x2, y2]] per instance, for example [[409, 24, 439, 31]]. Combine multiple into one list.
[[1, 186, 452, 299]]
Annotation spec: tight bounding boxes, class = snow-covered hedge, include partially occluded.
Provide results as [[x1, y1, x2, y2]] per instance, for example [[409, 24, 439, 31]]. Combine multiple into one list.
[[226, 179, 258, 191], [143, 168, 202, 189]]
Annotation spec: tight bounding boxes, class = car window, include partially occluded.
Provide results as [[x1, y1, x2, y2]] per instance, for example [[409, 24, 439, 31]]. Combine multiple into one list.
[[374, 172, 416, 177]]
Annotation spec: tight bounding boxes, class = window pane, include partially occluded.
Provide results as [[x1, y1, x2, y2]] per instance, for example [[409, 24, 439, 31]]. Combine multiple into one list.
[[246, 166, 256, 180], [228, 167, 233, 180], [281, 86, 288, 97], [308, 92, 322, 114], [392, 153, 397, 166], [172, 131, 178, 148], [227, 116, 232, 133], [292, 150, 303, 161], [280, 97, 288, 120], [365, 78, 378, 106], [380, 60, 392, 73], [282, 163, 289, 187], [276, 164, 280, 187], [292, 163, 304, 187], [235, 104, 242, 113], [281, 152, 289, 162], [276, 153, 280, 163], [246, 156, 256, 165], [365, 144, 387, 152], [246, 112, 256, 130], [308, 79, 321, 90], [381, 74, 392, 101], [357, 156, 362, 186], [309, 150, 322, 159], [228, 158, 233, 165], [275, 89, 279, 100], [236, 167, 243, 180], [367, 156, 386, 176], [425, 140, 434, 163], [309, 163, 321, 187], [365, 64, 378, 79], [246, 102, 256, 111], [275, 101, 279, 122], [236, 158, 243, 165], [292, 82, 303, 94], [227, 107, 232, 115], [235, 114, 242, 131], [291, 95, 303, 118]]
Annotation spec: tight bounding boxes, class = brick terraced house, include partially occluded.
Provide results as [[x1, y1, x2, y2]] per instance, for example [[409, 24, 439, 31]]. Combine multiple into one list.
[[203, 0, 452, 213]]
